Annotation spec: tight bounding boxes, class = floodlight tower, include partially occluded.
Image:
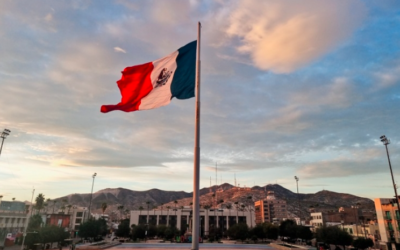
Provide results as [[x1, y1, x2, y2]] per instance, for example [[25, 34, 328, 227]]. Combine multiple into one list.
[[88, 172, 97, 221], [380, 135, 399, 208], [0, 129, 11, 157]]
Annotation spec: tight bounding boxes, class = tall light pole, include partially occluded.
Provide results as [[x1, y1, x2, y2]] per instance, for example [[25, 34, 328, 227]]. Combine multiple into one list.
[[294, 176, 300, 222], [0, 129, 11, 157], [380, 135, 399, 208], [88, 173, 97, 221]]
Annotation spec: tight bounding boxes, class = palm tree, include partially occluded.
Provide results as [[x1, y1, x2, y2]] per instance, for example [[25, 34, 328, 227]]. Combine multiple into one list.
[[226, 204, 232, 226], [166, 206, 171, 226], [247, 196, 253, 227], [160, 203, 164, 216], [139, 206, 144, 215], [117, 205, 124, 221], [125, 209, 130, 219], [101, 203, 107, 215], [146, 201, 151, 224], [35, 193, 45, 214], [234, 202, 239, 224], [67, 204, 72, 214], [174, 200, 178, 215], [241, 204, 245, 217], [52, 200, 57, 213]]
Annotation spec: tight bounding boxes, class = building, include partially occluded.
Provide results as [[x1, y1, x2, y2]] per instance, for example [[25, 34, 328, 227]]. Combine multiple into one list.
[[375, 198, 400, 250], [45, 213, 71, 229], [0, 200, 28, 234], [0, 199, 28, 249], [130, 207, 252, 237], [309, 206, 367, 231], [254, 191, 287, 224], [69, 206, 88, 234]]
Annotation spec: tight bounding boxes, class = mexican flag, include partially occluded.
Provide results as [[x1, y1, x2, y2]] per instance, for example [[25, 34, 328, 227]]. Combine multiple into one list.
[[101, 41, 196, 113]]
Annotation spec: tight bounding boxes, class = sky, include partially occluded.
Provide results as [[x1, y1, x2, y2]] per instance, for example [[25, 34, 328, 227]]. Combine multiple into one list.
[[1, 0, 400, 202]]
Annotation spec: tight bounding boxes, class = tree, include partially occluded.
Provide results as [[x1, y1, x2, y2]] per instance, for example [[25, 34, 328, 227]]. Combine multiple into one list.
[[52, 200, 57, 213], [279, 219, 297, 239], [263, 223, 279, 240], [39, 225, 69, 248], [131, 224, 146, 240], [66, 204, 72, 214], [234, 201, 239, 223], [148, 224, 157, 238], [164, 226, 178, 240], [174, 200, 178, 215], [35, 193, 45, 213], [157, 225, 167, 238], [146, 201, 151, 223], [353, 238, 374, 250], [28, 214, 43, 231], [250, 224, 265, 241], [316, 226, 353, 249], [79, 219, 108, 239], [139, 206, 144, 215], [297, 225, 313, 241], [117, 205, 124, 221], [166, 206, 171, 226], [247, 196, 253, 227], [227, 223, 249, 242], [116, 219, 131, 238], [101, 203, 108, 215]]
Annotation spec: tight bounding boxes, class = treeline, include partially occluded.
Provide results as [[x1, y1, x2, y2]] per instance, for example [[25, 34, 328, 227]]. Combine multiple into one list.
[[23, 214, 70, 249]]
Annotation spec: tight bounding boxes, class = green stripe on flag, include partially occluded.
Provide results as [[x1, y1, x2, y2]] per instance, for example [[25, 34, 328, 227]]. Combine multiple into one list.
[[170, 40, 196, 99]]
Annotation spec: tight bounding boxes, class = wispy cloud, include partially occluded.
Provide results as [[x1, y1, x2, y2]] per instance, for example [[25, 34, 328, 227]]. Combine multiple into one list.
[[114, 47, 126, 53]]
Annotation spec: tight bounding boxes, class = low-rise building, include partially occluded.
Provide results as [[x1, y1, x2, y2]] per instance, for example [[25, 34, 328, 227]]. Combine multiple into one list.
[[130, 207, 252, 237], [0, 200, 28, 234]]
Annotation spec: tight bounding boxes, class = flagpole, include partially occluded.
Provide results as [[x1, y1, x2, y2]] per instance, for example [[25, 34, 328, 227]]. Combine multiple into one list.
[[192, 21, 201, 250]]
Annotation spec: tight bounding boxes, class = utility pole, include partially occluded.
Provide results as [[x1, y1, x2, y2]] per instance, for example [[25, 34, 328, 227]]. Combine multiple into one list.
[[21, 189, 35, 250]]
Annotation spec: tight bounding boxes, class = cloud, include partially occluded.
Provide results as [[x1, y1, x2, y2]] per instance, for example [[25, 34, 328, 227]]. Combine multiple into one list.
[[114, 47, 126, 53], [225, 0, 367, 73]]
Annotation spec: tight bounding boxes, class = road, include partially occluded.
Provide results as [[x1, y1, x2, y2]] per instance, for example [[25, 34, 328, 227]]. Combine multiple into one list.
[[110, 243, 276, 249]]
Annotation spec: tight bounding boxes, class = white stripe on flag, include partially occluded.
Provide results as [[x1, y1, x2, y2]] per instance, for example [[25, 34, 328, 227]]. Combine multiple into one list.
[[139, 51, 179, 110]]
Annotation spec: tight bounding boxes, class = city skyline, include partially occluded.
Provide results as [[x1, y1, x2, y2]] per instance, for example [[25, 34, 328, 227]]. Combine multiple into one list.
[[0, 0, 399, 202]]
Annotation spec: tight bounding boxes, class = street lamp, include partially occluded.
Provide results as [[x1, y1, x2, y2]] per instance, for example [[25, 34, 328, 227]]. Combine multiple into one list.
[[294, 176, 300, 222], [88, 173, 97, 221], [380, 135, 399, 209], [0, 129, 11, 157]]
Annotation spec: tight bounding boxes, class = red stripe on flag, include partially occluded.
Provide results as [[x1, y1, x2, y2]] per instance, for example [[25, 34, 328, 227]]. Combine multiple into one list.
[[101, 62, 154, 113]]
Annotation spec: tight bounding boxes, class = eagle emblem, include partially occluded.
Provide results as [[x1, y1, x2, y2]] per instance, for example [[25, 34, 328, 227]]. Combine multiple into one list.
[[155, 68, 173, 88]]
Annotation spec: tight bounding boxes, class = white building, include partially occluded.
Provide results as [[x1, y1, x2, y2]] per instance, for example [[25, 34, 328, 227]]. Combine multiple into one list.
[[310, 212, 324, 230], [130, 207, 253, 236], [0, 200, 28, 234], [70, 206, 88, 233]]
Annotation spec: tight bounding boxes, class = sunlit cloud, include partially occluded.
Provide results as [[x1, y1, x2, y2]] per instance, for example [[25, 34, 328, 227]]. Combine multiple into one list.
[[225, 0, 367, 73], [114, 47, 126, 53]]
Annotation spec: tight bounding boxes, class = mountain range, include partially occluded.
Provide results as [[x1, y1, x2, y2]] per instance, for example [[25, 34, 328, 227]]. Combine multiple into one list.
[[50, 184, 375, 219]]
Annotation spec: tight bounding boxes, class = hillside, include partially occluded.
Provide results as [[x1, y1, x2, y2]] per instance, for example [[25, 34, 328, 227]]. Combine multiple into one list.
[[50, 184, 374, 219]]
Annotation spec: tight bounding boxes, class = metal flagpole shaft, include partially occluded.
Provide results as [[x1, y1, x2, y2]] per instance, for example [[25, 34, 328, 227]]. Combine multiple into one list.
[[192, 21, 201, 250]]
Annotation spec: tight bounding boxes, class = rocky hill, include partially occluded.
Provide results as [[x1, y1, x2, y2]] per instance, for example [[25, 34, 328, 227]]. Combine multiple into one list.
[[50, 184, 375, 219]]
